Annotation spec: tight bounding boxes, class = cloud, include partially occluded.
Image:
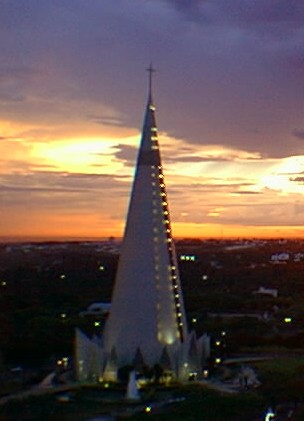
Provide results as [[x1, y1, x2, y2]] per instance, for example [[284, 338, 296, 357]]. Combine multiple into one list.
[[0, 171, 130, 218], [164, 0, 304, 32], [230, 190, 261, 195], [1, 0, 303, 159], [290, 175, 304, 184], [1, 0, 304, 238], [87, 114, 126, 127], [112, 144, 137, 166], [292, 129, 304, 140]]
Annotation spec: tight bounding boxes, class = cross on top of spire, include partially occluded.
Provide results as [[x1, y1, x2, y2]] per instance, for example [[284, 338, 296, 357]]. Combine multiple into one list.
[[146, 64, 156, 97]]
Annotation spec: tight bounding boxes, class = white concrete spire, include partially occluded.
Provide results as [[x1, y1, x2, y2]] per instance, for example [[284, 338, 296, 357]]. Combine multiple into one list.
[[102, 68, 188, 368]]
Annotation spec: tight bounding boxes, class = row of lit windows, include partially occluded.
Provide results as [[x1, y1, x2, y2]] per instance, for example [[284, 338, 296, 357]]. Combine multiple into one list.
[[148, 138, 185, 340], [150, 163, 184, 341]]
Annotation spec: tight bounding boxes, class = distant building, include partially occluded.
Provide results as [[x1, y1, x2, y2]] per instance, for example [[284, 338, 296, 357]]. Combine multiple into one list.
[[270, 252, 289, 263], [79, 302, 111, 317], [180, 254, 197, 262], [253, 287, 278, 298]]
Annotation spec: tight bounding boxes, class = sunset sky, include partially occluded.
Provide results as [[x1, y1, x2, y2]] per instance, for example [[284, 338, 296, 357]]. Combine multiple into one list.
[[1, 0, 304, 241]]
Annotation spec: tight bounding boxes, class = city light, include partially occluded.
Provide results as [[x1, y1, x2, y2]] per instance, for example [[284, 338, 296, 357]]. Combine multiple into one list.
[[284, 317, 292, 323]]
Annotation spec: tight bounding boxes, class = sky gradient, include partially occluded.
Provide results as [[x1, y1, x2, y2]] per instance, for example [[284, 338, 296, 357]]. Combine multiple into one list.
[[1, 0, 304, 240]]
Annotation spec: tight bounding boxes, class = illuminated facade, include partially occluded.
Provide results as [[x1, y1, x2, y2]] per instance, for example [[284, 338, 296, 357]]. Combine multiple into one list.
[[76, 69, 210, 382]]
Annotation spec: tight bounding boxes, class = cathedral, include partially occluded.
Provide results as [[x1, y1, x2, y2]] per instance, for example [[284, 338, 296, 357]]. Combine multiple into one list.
[[75, 68, 210, 382]]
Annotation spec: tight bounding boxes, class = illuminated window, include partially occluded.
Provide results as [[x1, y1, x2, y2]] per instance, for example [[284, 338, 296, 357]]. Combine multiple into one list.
[[159, 174, 164, 178], [151, 127, 157, 132]]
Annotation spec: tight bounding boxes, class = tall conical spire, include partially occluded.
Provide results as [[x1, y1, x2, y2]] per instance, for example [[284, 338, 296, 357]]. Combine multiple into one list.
[[102, 68, 188, 368]]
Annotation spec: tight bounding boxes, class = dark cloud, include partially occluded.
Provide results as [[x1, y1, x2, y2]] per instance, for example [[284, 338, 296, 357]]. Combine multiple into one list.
[[290, 176, 304, 184], [0, 170, 130, 213], [113, 144, 137, 166], [87, 115, 126, 127], [169, 155, 231, 163], [230, 190, 261, 195], [164, 0, 304, 31], [292, 129, 304, 140], [1, 0, 304, 159], [0, 171, 123, 193]]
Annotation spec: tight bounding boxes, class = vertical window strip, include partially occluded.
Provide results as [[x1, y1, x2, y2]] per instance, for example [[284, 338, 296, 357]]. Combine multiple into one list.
[[156, 165, 185, 342]]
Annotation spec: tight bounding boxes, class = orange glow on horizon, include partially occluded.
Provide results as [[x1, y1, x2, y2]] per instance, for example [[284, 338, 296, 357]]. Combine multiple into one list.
[[2, 217, 304, 243]]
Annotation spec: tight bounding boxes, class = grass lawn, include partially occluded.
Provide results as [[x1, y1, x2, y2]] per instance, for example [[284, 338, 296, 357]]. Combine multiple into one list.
[[0, 384, 266, 421]]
